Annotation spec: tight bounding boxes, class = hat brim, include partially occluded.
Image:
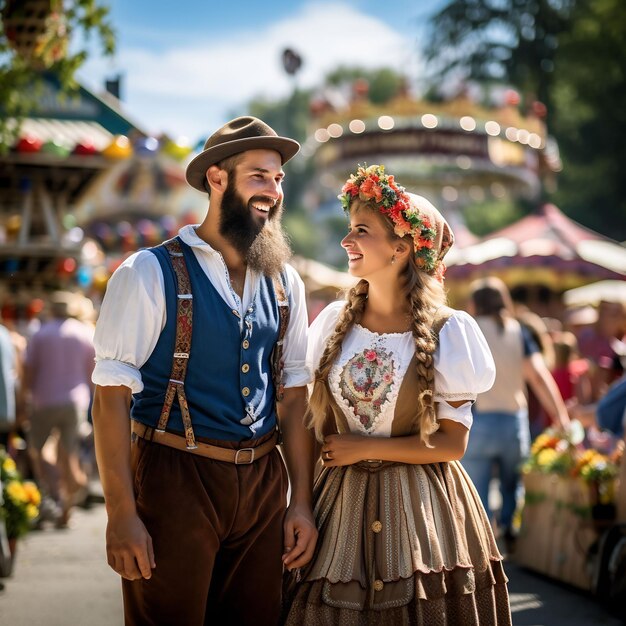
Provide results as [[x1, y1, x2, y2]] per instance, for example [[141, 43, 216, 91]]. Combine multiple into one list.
[[185, 136, 300, 192]]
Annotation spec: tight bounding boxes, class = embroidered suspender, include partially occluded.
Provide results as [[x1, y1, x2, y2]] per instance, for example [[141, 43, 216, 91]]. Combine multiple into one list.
[[271, 272, 290, 403], [156, 236, 290, 447], [155, 238, 197, 450]]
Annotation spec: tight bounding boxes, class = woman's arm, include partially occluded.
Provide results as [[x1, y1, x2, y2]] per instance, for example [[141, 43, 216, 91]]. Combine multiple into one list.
[[321, 402, 470, 466]]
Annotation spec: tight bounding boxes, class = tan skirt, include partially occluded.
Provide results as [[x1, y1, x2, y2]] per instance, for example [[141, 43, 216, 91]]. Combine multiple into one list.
[[283, 460, 511, 625]]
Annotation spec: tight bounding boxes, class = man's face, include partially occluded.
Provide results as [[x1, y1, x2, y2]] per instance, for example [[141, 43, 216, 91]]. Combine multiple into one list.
[[219, 149, 291, 275]]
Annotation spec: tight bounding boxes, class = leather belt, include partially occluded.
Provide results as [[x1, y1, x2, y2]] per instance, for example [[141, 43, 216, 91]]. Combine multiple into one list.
[[132, 421, 278, 464]]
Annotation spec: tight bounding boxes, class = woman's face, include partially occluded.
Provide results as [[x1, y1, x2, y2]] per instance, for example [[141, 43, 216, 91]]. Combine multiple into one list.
[[340, 205, 399, 280]]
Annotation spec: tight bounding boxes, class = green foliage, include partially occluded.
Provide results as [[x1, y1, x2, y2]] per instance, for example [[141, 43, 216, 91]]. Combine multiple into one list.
[[425, 0, 626, 239], [0, 0, 116, 151], [325, 66, 405, 104], [283, 213, 319, 258], [462, 198, 525, 237], [550, 0, 626, 240], [424, 0, 575, 123]]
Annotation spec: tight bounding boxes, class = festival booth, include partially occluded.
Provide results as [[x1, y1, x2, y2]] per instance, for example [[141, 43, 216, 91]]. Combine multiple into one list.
[[0, 72, 148, 320], [0, 73, 203, 323], [443, 203, 626, 315]]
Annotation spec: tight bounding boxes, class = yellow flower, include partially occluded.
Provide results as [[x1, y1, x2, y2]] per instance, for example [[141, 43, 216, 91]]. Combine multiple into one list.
[[5, 480, 27, 503], [2, 457, 16, 473], [26, 504, 39, 520], [537, 448, 558, 467], [23, 481, 41, 506]]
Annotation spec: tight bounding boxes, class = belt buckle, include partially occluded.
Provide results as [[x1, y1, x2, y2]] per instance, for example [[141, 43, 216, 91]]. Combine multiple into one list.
[[234, 447, 255, 465]]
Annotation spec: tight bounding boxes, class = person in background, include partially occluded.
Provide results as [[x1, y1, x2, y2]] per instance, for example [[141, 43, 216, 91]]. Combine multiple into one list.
[[464, 277, 570, 552], [578, 300, 626, 400], [284, 165, 511, 625], [552, 331, 593, 409], [517, 309, 556, 440], [0, 318, 17, 450], [24, 291, 94, 528]]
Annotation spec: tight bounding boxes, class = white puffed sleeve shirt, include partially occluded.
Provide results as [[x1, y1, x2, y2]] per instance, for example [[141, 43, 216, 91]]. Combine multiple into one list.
[[92, 225, 311, 393], [307, 301, 495, 434]]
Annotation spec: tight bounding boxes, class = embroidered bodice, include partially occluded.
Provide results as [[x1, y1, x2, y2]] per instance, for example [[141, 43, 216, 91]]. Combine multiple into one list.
[[307, 301, 496, 434]]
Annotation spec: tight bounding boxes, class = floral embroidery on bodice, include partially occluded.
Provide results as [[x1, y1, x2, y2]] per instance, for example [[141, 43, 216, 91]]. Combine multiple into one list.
[[329, 325, 414, 436], [338, 347, 395, 431]]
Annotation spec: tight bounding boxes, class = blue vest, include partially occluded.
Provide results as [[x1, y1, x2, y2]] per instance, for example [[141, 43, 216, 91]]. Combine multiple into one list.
[[131, 239, 281, 441]]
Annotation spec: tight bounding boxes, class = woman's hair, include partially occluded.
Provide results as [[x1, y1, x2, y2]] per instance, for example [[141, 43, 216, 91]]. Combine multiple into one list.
[[469, 277, 515, 332], [553, 331, 579, 369], [307, 199, 447, 445], [517, 309, 555, 369]]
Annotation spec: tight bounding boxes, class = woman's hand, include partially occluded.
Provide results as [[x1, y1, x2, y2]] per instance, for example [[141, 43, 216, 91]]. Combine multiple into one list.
[[321, 433, 371, 467]]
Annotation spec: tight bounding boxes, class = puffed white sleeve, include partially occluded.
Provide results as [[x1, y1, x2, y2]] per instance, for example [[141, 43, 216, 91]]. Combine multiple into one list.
[[434, 310, 496, 429], [306, 300, 345, 380], [91, 250, 166, 393]]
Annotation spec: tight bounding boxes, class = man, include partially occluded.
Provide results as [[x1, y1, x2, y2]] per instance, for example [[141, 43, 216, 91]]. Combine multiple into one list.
[[92, 116, 317, 626], [0, 318, 17, 450], [24, 291, 94, 527]]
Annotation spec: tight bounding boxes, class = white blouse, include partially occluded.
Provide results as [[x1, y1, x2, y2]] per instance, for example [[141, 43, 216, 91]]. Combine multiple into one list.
[[307, 301, 495, 434]]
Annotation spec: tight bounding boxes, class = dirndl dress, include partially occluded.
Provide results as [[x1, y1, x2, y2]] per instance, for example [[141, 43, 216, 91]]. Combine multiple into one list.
[[283, 305, 512, 625]]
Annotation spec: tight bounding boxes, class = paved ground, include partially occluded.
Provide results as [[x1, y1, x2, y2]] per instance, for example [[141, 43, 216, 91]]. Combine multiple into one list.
[[0, 502, 622, 626]]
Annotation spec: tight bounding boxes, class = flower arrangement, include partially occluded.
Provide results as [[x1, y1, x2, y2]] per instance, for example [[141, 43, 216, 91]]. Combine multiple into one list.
[[525, 427, 621, 483], [524, 430, 577, 475], [1, 447, 41, 539], [339, 164, 439, 272]]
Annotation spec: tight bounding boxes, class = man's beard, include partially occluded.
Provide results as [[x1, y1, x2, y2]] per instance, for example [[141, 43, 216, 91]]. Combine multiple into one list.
[[219, 183, 292, 277]]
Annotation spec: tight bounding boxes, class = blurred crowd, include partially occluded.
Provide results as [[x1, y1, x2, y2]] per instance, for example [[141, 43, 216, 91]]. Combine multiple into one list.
[[1, 290, 98, 541], [0, 279, 624, 568]]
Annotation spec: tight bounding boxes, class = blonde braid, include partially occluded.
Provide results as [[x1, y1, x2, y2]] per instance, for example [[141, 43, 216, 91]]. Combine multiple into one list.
[[404, 261, 447, 446], [307, 280, 369, 441]]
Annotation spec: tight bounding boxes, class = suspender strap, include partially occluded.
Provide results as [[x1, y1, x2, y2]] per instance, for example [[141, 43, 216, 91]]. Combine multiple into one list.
[[155, 237, 197, 450], [271, 272, 290, 403]]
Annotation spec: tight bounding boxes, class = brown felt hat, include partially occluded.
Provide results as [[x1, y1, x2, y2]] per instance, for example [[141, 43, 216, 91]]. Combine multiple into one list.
[[185, 116, 300, 192]]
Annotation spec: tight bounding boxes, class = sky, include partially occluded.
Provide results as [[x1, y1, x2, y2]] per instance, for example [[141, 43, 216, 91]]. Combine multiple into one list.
[[76, 0, 443, 144]]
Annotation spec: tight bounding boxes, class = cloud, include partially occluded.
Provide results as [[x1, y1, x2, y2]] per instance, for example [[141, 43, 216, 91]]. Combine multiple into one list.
[[78, 3, 420, 141]]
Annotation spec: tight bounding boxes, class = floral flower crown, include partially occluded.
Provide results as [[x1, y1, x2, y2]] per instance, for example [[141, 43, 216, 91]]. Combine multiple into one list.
[[339, 164, 439, 273]]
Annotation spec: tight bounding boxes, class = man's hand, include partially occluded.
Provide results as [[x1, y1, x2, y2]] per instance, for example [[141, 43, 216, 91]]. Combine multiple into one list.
[[106, 511, 156, 580], [282, 502, 317, 571]]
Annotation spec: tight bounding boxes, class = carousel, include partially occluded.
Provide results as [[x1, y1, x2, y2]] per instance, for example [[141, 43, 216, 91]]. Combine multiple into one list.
[[302, 80, 624, 312]]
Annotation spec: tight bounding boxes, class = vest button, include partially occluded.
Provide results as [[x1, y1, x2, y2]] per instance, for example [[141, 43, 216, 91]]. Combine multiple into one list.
[[242, 387, 250, 397], [242, 340, 249, 349], [371, 520, 382, 533], [241, 364, 250, 373], [373, 580, 384, 592]]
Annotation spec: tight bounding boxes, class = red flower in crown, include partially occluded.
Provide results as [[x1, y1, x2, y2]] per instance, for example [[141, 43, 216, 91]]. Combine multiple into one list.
[[359, 178, 383, 203], [339, 164, 440, 274]]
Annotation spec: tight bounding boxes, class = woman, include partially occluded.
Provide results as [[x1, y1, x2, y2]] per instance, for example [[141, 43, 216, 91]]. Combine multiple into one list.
[[463, 278, 569, 552], [283, 165, 511, 625]]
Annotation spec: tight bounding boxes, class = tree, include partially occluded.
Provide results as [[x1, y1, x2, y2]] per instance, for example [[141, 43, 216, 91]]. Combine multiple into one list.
[[0, 0, 115, 151], [424, 0, 575, 125], [550, 0, 626, 240], [325, 66, 406, 105], [424, 0, 626, 240]]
